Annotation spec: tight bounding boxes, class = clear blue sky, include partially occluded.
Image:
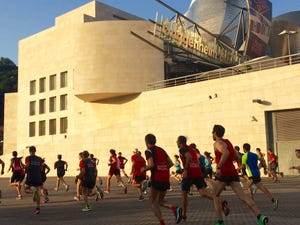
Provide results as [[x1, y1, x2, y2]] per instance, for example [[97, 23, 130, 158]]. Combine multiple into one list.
[[1, 0, 299, 65]]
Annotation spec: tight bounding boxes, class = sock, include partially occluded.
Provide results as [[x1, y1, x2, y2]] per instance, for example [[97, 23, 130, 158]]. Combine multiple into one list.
[[271, 198, 274, 202], [257, 214, 261, 219]]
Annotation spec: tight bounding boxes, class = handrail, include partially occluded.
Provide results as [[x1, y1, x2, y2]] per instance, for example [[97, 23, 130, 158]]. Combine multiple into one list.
[[147, 53, 300, 90]]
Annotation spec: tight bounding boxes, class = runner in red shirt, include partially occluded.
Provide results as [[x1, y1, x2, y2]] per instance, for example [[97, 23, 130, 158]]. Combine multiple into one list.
[[118, 152, 131, 183], [104, 149, 127, 194], [212, 125, 268, 225], [130, 148, 147, 201], [8, 151, 25, 200], [142, 133, 182, 225], [267, 148, 278, 182], [177, 135, 229, 221]]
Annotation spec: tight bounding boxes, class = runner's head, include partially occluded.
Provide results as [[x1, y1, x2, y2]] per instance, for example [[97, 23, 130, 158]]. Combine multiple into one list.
[[29, 146, 36, 154], [177, 135, 187, 147], [57, 154, 62, 160], [212, 124, 225, 140], [12, 151, 18, 157], [145, 133, 156, 148], [243, 143, 251, 153]]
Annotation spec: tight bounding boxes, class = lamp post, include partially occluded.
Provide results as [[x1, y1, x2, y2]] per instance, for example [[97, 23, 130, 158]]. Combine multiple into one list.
[[278, 29, 298, 65]]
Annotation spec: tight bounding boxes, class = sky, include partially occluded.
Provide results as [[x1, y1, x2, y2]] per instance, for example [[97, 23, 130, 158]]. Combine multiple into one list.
[[0, 0, 299, 65]]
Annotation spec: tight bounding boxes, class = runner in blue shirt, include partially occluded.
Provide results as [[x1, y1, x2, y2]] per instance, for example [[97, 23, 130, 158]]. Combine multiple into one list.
[[242, 143, 278, 210]]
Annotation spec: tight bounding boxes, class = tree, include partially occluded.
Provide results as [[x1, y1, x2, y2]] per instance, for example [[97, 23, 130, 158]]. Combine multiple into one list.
[[0, 57, 18, 126]]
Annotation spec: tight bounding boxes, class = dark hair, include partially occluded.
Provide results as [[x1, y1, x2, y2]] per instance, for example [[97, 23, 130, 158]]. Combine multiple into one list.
[[243, 143, 251, 151], [145, 133, 156, 145], [57, 154, 62, 159], [177, 136, 187, 144], [90, 154, 94, 158], [189, 143, 196, 149], [12, 151, 18, 157], [82, 150, 89, 158], [213, 125, 225, 137], [29, 146, 36, 153], [110, 149, 116, 155], [118, 152, 122, 155], [256, 148, 261, 152], [234, 146, 240, 151]]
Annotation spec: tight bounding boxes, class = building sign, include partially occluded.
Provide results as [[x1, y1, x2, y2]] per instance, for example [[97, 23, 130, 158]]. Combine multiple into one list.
[[246, 0, 272, 58], [153, 14, 247, 66]]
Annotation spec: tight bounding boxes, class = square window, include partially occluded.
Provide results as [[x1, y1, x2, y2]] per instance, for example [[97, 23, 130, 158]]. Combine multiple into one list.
[[60, 117, 68, 134], [30, 80, 36, 95], [49, 74, 56, 90], [60, 94, 67, 111], [39, 120, 46, 136], [29, 101, 36, 116], [60, 71, 68, 88], [39, 77, 46, 93], [49, 119, 56, 135], [39, 99, 46, 114], [29, 122, 36, 137], [49, 97, 56, 112]]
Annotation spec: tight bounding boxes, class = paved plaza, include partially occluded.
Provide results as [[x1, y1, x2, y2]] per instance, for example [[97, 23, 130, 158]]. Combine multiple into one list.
[[0, 176, 299, 225]]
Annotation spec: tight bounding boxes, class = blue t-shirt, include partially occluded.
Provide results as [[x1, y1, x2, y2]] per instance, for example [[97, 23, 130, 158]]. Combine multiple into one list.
[[242, 152, 260, 177]]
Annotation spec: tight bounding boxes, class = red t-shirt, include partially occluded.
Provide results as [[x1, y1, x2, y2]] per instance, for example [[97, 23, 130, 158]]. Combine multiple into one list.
[[215, 139, 238, 177], [145, 146, 170, 183], [118, 156, 126, 168], [131, 154, 146, 177], [109, 155, 119, 170]]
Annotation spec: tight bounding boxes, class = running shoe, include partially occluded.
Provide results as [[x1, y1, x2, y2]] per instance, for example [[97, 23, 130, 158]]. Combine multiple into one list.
[[104, 189, 110, 194], [127, 178, 132, 184], [124, 187, 128, 194], [251, 184, 257, 194], [82, 205, 92, 212], [221, 200, 230, 216], [182, 215, 187, 221], [96, 186, 104, 199], [174, 206, 182, 224], [138, 196, 145, 201], [141, 181, 148, 194], [33, 189, 38, 202], [258, 214, 268, 225], [215, 221, 225, 225], [65, 184, 70, 192], [74, 196, 80, 201], [33, 208, 40, 215], [272, 199, 279, 210], [44, 197, 49, 203], [54, 187, 58, 192], [16, 195, 22, 200]]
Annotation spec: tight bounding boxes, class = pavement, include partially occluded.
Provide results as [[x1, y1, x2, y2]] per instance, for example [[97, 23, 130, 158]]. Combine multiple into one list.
[[0, 176, 299, 225]]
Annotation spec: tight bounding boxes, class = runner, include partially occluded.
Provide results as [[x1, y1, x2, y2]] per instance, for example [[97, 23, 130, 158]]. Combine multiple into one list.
[[242, 143, 279, 209], [40, 158, 50, 203], [177, 136, 229, 221], [118, 152, 131, 183], [267, 148, 278, 182], [79, 151, 100, 212], [171, 155, 183, 183], [24, 146, 43, 214], [74, 152, 83, 201], [104, 149, 127, 194], [90, 153, 104, 200], [8, 151, 25, 200], [0, 157, 5, 202], [141, 133, 182, 225], [130, 148, 147, 201], [54, 154, 70, 192], [211, 125, 268, 225]]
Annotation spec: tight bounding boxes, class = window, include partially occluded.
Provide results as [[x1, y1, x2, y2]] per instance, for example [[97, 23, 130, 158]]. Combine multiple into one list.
[[60, 117, 68, 134], [60, 71, 67, 88], [39, 77, 46, 93], [30, 80, 36, 95], [29, 101, 36, 116], [29, 122, 35, 137], [60, 94, 67, 110], [49, 74, 56, 90], [49, 97, 56, 112], [39, 120, 46, 136], [49, 119, 56, 135], [39, 99, 46, 114]]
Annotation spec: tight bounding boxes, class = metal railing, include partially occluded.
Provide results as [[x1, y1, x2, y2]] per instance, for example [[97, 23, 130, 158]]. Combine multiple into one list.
[[147, 53, 300, 90]]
